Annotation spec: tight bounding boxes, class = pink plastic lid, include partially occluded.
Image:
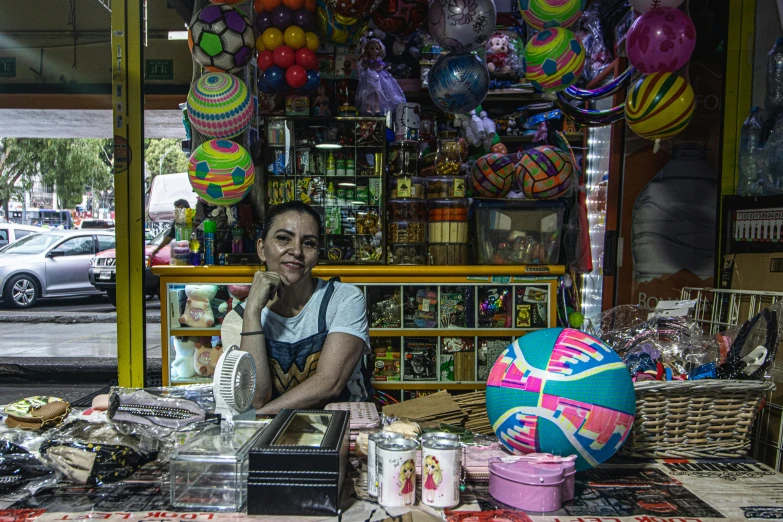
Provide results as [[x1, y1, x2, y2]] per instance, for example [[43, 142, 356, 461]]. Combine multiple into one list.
[[489, 459, 564, 486]]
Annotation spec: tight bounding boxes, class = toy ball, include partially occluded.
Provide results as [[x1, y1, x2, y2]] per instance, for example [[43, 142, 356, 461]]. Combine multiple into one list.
[[428, 53, 489, 115], [519, 0, 586, 30], [254, 35, 266, 52], [517, 145, 574, 199], [293, 8, 315, 29], [524, 27, 584, 92], [258, 75, 274, 93], [254, 0, 265, 12], [261, 27, 284, 50], [264, 65, 287, 90], [211, 0, 245, 4], [305, 31, 320, 51], [255, 11, 273, 32], [189, 140, 255, 206], [629, 0, 684, 12], [284, 0, 304, 8], [188, 4, 255, 73], [304, 69, 321, 92], [284, 25, 307, 49], [273, 45, 296, 68], [257, 49, 275, 70], [626, 72, 695, 143], [371, 0, 427, 37], [486, 328, 636, 471], [286, 64, 308, 88], [272, 5, 294, 28], [470, 153, 516, 198], [491, 141, 508, 154], [428, 0, 497, 54], [187, 73, 253, 140], [261, 0, 282, 10], [626, 8, 696, 74], [331, 0, 381, 18], [295, 47, 318, 70], [316, 0, 369, 44]]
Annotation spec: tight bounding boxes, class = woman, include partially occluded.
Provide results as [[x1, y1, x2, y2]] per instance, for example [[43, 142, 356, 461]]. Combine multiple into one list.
[[240, 201, 372, 414]]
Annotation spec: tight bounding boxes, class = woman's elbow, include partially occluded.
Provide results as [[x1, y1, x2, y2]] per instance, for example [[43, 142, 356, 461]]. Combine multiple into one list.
[[252, 388, 272, 410]]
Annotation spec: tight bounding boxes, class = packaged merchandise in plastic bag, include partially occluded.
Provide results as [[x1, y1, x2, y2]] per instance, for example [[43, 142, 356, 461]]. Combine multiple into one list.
[[0, 441, 55, 495]]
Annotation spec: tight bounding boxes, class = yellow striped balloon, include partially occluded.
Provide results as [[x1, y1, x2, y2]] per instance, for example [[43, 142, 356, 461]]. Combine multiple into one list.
[[625, 72, 695, 143]]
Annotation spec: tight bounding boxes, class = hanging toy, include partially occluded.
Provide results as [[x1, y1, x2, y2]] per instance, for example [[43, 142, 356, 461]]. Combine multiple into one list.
[[356, 37, 406, 115]]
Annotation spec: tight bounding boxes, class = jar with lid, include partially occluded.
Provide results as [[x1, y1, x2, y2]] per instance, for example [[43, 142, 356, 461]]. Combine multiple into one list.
[[428, 199, 468, 244], [435, 139, 463, 176], [389, 140, 419, 177], [425, 176, 467, 199], [388, 199, 427, 221]]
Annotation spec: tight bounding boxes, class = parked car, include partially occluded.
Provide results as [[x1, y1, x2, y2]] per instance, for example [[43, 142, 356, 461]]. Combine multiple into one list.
[[0, 224, 41, 249], [89, 228, 171, 307], [0, 230, 115, 309], [79, 219, 115, 229]]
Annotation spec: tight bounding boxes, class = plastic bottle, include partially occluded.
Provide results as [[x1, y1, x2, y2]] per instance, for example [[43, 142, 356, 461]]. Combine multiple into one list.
[[737, 107, 764, 196], [326, 151, 336, 176], [767, 38, 783, 112], [189, 233, 201, 266], [203, 218, 216, 265]]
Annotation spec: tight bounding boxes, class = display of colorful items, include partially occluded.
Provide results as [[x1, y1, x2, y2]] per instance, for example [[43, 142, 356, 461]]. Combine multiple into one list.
[[187, 72, 254, 139], [469, 153, 516, 198], [188, 140, 255, 205], [517, 145, 574, 199], [523, 28, 585, 92], [189, 4, 255, 73], [518, 0, 585, 30], [486, 328, 636, 471]]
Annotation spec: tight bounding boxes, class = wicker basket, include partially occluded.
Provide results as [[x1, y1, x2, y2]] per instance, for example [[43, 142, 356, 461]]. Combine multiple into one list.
[[621, 379, 775, 459]]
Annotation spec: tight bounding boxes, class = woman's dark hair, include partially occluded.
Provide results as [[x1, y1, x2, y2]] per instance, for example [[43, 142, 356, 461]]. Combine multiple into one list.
[[261, 201, 322, 240], [174, 199, 190, 209]]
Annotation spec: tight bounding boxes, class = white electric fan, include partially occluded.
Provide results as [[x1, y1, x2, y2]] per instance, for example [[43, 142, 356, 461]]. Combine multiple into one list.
[[213, 345, 257, 421]]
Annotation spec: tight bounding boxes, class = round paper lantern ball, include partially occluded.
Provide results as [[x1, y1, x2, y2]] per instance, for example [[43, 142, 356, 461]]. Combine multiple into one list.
[[295, 47, 318, 70], [486, 328, 636, 471], [625, 72, 695, 142], [428, 0, 496, 53], [518, 0, 585, 30], [371, 0, 428, 37], [428, 53, 489, 115], [316, 0, 368, 44], [187, 72, 253, 140], [188, 4, 255, 73], [188, 140, 256, 206], [524, 27, 584, 92], [273, 45, 296, 68], [626, 7, 696, 74], [286, 64, 308, 88], [470, 153, 516, 198], [517, 145, 574, 199], [261, 27, 284, 50], [257, 49, 275, 70], [272, 5, 294, 28], [629, 0, 684, 12], [284, 25, 307, 49], [332, 0, 381, 18], [305, 31, 320, 51]]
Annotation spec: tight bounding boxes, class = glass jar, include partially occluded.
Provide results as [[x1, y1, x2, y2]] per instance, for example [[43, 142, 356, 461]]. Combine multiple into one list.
[[435, 139, 463, 176], [389, 140, 419, 177], [389, 177, 425, 199]]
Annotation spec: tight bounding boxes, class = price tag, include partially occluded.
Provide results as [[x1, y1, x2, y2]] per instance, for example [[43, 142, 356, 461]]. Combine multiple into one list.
[[397, 177, 412, 198], [421, 299, 430, 312], [453, 178, 465, 197]]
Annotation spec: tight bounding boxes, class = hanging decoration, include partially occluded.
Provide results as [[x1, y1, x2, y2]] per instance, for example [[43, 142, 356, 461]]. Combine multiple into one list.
[[523, 28, 585, 92], [625, 72, 695, 151], [316, 0, 369, 44], [428, 53, 490, 115], [626, 7, 696, 74], [187, 72, 254, 139], [428, 0, 497, 54], [188, 4, 255, 73], [562, 66, 636, 100], [518, 0, 586, 30], [628, 0, 685, 12], [554, 93, 626, 127], [188, 140, 255, 206]]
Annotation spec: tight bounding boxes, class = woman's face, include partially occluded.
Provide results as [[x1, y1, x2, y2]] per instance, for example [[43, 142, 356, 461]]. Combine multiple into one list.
[[258, 211, 319, 285]]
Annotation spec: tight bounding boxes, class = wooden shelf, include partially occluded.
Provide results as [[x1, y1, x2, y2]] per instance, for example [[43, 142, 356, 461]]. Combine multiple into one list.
[[370, 329, 524, 337], [373, 382, 486, 390], [170, 327, 222, 336]]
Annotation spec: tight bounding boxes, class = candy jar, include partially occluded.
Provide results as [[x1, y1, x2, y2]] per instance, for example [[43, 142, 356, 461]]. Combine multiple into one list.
[[435, 139, 463, 176]]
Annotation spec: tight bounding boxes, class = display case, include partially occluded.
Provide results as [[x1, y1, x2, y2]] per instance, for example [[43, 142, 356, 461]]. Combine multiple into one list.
[[263, 116, 386, 263], [154, 265, 562, 396]]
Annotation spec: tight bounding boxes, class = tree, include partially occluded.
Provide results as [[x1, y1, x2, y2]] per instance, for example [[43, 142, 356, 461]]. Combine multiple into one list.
[[38, 139, 114, 209], [144, 139, 189, 182], [0, 138, 47, 218]]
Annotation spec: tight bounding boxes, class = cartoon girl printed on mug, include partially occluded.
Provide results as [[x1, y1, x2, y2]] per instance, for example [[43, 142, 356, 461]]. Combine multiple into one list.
[[423, 455, 443, 503], [398, 459, 416, 505]]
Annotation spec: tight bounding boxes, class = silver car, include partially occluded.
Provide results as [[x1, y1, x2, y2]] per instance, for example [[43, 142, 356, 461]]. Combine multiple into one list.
[[0, 230, 115, 309]]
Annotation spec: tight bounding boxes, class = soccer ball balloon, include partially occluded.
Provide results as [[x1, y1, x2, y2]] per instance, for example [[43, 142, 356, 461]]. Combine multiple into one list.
[[188, 140, 255, 205], [189, 4, 255, 73]]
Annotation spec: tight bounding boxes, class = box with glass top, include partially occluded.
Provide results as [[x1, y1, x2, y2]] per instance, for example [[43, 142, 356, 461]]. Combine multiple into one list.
[[263, 116, 386, 263], [169, 421, 268, 511], [248, 409, 349, 516]]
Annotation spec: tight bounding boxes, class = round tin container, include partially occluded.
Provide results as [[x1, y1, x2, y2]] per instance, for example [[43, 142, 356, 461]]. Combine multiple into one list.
[[421, 431, 460, 443], [377, 437, 418, 508], [367, 431, 400, 497], [421, 438, 461, 508]]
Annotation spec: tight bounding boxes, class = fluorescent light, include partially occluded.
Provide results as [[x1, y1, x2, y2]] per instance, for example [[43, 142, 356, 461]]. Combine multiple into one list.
[[315, 142, 342, 149], [168, 31, 188, 40], [338, 182, 356, 187]]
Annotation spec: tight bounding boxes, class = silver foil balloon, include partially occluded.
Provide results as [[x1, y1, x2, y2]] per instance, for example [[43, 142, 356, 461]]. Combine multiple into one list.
[[428, 0, 497, 53], [428, 53, 490, 115]]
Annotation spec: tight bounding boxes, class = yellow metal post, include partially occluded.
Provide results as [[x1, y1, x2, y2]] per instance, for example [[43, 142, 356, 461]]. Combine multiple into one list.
[[111, 0, 147, 387]]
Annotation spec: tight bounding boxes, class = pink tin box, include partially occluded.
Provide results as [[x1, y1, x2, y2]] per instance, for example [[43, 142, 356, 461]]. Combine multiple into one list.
[[489, 454, 577, 512]]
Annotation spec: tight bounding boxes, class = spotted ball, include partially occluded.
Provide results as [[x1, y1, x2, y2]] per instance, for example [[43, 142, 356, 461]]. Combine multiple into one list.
[[187, 73, 253, 140], [486, 328, 636, 471], [470, 153, 516, 198], [519, 0, 586, 30], [517, 145, 574, 199], [188, 140, 255, 205], [523, 27, 584, 92]]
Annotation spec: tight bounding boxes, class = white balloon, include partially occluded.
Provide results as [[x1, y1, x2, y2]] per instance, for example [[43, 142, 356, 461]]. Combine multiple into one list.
[[629, 0, 685, 12]]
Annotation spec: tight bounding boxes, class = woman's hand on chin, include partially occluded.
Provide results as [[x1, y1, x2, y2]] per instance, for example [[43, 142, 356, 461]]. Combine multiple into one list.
[[244, 270, 290, 313]]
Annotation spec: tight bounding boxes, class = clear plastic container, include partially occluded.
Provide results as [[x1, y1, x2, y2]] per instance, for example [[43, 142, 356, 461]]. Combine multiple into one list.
[[428, 199, 468, 222], [428, 222, 468, 243], [389, 177, 425, 199], [170, 421, 268, 511], [474, 203, 564, 264], [388, 199, 427, 221], [388, 140, 419, 177], [425, 176, 467, 199], [388, 221, 426, 243], [429, 243, 470, 265], [388, 243, 428, 265]]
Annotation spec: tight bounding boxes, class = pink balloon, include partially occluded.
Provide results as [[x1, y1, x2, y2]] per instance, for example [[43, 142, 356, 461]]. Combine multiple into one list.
[[626, 8, 696, 74]]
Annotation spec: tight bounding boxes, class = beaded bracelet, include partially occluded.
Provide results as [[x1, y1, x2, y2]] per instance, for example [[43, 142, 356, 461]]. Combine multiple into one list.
[[240, 330, 264, 336]]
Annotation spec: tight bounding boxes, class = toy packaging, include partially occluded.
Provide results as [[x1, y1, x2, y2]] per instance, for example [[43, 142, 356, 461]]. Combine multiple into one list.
[[515, 286, 548, 329], [440, 287, 474, 328], [403, 338, 437, 380], [368, 286, 402, 328], [478, 337, 512, 380], [285, 95, 310, 116], [372, 337, 401, 381], [478, 287, 512, 328], [404, 286, 438, 328]]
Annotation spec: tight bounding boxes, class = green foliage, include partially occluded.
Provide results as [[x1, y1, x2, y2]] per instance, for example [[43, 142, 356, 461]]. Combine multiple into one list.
[[145, 139, 189, 180], [0, 138, 46, 210]]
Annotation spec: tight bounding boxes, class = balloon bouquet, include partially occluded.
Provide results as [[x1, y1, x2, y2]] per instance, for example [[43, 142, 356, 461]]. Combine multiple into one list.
[[255, 0, 321, 93]]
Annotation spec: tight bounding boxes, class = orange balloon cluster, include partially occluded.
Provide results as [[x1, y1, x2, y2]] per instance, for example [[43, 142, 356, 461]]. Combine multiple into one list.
[[255, 0, 316, 13]]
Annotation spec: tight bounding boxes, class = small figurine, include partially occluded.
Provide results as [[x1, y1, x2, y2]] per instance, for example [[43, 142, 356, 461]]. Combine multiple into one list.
[[486, 33, 513, 77], [356, 37, 406, 116], [312, 84, 332, 116]]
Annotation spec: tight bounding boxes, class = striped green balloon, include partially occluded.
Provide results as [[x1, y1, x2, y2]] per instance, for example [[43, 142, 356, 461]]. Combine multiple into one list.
[[519, 0, 586, 30], [523, 27, 584, 92]]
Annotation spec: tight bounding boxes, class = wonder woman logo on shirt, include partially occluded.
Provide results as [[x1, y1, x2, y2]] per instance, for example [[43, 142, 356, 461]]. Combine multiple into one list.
[[269, 352, 320, 394]]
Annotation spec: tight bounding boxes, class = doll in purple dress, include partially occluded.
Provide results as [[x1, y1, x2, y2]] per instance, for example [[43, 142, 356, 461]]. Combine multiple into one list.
[[356, 37, 406, 116]]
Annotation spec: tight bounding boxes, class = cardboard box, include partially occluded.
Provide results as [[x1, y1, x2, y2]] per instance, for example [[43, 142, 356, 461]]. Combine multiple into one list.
[[725, 253, 783, 292], [285, 95, 309, 116]]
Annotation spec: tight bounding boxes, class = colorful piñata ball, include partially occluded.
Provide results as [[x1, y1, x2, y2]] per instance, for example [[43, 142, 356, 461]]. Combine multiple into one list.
[[486, 328, 636, 471], [518, 0, 586, 30], [187, 73, 253, 139], [625, 72, 695, 143], [470, 153, 516, 198], [517, 145, 574, 199], [188, 4, 255, 73], [523, 27, 584, 92], [188, 140, 255, 205]]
